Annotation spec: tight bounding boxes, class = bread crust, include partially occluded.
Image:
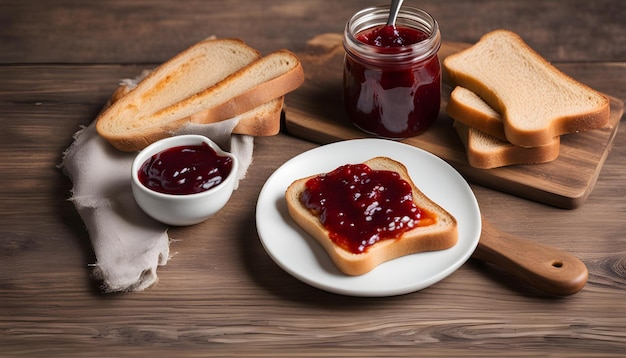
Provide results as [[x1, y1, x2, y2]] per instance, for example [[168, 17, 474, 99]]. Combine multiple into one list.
[[151, 50, 303, 125], [447, 86, 507, 141], [444, 30, 610, 147], [453, 120, 560, 169], [285, 157, 458, 276]]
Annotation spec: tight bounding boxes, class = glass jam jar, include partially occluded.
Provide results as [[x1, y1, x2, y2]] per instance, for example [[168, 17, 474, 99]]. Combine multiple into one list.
[[343, 6, 442, 138]]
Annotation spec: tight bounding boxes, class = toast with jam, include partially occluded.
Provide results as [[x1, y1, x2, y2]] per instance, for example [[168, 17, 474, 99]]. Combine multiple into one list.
[[285, 157, 458, 276], [96, 37, 304, 152]]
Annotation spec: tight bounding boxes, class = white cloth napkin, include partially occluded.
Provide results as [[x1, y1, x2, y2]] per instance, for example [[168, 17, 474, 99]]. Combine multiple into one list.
[[61, 112, 253, 293]]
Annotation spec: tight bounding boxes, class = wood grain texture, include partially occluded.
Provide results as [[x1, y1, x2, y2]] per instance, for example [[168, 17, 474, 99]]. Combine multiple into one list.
[[1, 0, 625, 356], [1, 0, 625, 64], [474, 219, 589, 295]]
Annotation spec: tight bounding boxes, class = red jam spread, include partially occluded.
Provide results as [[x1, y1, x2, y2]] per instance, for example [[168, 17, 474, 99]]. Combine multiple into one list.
[[138, 142, 233, 195], [343, 25, 441, 138], [357, 25, 430, 48], [301, 163, 436, 254]]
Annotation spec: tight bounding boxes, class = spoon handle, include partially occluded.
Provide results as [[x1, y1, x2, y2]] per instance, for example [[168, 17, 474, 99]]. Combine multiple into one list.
[[473, 218, 588, 295], [386, 0, 405, 26]]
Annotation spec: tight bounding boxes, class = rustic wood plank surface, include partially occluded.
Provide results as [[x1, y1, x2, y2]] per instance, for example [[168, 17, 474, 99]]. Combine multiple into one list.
[[1, 0, 625, 356]]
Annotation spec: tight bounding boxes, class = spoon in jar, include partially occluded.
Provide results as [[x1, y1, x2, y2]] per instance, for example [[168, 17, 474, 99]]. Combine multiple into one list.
[[386, 0, 405, 26]]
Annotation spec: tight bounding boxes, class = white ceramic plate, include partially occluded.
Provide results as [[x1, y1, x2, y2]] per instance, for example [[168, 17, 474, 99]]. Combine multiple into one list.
[[256, 138, 481, 296]]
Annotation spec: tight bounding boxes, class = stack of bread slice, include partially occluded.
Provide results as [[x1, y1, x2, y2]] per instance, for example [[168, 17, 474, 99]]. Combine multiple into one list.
[[443, 30, 610, 169], [96, 37, 305, 152]]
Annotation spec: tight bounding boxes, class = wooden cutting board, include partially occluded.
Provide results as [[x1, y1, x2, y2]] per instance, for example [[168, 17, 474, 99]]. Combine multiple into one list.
[[284, 33, 623, 209]]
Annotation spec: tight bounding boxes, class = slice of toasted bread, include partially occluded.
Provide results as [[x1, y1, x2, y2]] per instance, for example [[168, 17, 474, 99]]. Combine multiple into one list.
[[447, 86, 508, 141], [447, 86, 560, 168], [96, 38, 261, 151], [107, 81, 284, 143], [443, 30, 610, 147], [147, 49, 303, 125], [453, 120, 560, 169], [285, 157, 458, 276], [96, 38, 303, 151]]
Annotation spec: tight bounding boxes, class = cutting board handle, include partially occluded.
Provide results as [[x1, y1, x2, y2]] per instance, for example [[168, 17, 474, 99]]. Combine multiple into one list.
[[473, 219, 589, 295]]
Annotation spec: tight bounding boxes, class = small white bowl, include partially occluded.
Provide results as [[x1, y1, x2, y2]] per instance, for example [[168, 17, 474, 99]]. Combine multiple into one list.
[[131, 135, 238, 226]]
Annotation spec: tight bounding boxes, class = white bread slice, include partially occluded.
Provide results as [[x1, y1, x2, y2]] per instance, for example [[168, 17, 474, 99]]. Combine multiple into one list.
[[447, 86, 508, 141], [444, 29, 610, 147], [96, 38, 261, 150], [145, 50, 303, 125], [453, 120, 560, 169], [108, 82, 284, 141], [285, 157, 458, 276], [96, 38, 304, 151]]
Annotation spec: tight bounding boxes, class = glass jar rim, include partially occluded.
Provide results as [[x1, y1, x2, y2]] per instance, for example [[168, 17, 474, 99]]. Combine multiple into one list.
[[343, 5, 441, 66]]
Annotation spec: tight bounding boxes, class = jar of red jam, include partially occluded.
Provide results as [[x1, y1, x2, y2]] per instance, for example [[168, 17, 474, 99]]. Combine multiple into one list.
[[343, 6, 442, 138]]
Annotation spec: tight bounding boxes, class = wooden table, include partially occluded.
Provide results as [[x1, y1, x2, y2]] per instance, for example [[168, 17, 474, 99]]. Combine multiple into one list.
[[1, 1, 625, 356]]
